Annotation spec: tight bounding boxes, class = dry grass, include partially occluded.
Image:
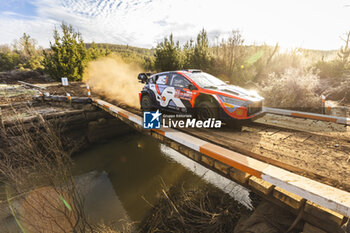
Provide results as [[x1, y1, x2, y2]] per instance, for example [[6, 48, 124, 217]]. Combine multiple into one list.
[[259, 68, 322, 111], [0, 110, 93, 233], [139, 183, 250, 233], [0, 107, 139, 233], [93, 221, 134, 233], [323, 74, 350, 104]]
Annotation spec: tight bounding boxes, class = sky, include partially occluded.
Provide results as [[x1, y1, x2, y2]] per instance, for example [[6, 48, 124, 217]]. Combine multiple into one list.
[[0, 0, 349, 50]]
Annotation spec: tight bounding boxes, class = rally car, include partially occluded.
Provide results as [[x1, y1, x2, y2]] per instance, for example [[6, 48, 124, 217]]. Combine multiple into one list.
[[138, 70, 264, 125]]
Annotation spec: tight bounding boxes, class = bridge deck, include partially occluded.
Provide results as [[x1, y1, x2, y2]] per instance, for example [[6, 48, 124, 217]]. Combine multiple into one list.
[[91, 98, 350, 223], [119, 100, 350, 193], [31, 94, 350, 231]]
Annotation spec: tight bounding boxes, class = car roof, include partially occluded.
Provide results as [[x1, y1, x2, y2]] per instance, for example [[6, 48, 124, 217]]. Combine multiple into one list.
[[153, 69, 202, 76]]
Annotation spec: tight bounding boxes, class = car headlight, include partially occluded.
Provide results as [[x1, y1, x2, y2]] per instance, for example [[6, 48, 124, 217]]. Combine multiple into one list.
[[219, 95, 248, 107]]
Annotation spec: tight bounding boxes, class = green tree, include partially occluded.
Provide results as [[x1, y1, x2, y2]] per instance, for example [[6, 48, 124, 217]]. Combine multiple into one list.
[[13, 33, 44, 70], [182, 39, 194, 69], [143, 56, 155, 71], [88, 42, 110, 60], [88, 42, 100, 60], [14, 33, 36, 61], [154, 34, 182, 71], [190, 29, 212, 70], [43, 23, 88, 81], [0, 51, 20, 71]]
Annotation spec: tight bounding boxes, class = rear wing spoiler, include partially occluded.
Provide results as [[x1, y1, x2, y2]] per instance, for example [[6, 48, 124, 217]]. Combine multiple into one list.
[[137, 73, 153, 83]]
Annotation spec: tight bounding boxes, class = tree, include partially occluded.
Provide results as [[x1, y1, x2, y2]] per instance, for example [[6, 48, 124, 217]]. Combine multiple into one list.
[[13, 33, 44, 70], [211, 30, 247, 83], [338, 31, 350, 71], [182, 39, 194, 69], [191, 29, 212, 70], [182, 29, 213, 71], [226, 30, 245, 75], [143, 56, 155, 71], [88, 42, 100, 60], [88, 42, 110, 60], [154, 34, 182, 71], [14, 33, 36, 61], [43, 23, 88, 81], [253, 43, 279, 82], [0, 51, 20, 71], [315, 31, 350, 79]]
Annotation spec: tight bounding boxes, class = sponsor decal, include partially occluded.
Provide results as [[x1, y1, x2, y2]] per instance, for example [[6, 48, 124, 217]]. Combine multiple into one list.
[[174, 89, 192, 100]]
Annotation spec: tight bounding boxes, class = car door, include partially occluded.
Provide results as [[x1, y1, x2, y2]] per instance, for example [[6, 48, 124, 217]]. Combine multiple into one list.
[[147, 73, 175, 110], [169, 73, 194, 112], [154, 74, 171, 108]]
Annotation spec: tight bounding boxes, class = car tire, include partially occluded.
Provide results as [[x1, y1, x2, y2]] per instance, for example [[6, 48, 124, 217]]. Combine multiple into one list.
[[141, 95, 153, 111], [196, 101, 219, 120]]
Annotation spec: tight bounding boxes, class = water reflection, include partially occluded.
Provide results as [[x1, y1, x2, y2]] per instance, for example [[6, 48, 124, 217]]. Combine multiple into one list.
[[73, 132, 251, 230]]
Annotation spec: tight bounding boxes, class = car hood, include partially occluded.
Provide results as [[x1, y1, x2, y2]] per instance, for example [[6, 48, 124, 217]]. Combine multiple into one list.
[[208, 85, 264, 102]]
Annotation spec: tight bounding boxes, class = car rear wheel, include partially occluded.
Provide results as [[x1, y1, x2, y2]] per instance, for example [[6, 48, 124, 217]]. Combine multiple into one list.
[[141, 95, 153, 111], [196, 101, 219, 120]]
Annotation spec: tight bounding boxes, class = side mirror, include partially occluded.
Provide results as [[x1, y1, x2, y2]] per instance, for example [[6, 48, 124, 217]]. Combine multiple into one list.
[[188, 84, 196, 91], [137, 73, 148, 83]]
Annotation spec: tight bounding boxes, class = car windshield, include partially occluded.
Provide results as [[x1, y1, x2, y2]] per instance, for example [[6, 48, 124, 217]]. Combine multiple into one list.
[[186, 72, 226, 88]]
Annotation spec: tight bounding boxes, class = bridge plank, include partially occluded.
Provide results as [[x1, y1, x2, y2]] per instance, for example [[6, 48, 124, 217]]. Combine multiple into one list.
[[230, 167, 251, 184], [273, 187, 305, 209], [248, 176, 274, 195]]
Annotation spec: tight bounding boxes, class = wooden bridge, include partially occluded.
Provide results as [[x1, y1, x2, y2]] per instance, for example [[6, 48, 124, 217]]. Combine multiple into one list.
[[36, 94, 350, 233]]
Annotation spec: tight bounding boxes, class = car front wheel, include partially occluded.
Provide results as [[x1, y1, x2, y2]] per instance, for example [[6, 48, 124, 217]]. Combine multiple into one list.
[[196, 101, 219, 120], [141, 95, 153, 111]]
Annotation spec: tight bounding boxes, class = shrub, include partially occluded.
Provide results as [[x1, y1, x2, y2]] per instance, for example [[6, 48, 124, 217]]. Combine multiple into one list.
[[0, 52, 20, 71], [323, 75, 350, 104], [259, 68, 321, 110], [314, 60, 345, 79]]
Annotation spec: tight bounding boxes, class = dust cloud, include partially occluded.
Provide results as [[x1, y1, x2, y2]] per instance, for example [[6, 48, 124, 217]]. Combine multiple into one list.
[[83, 56, 144, 108]]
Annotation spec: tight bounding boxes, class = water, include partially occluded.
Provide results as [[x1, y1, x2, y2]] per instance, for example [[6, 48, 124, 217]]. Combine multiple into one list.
[[73, 132, 251, 230], [0, 132, 251, 232]]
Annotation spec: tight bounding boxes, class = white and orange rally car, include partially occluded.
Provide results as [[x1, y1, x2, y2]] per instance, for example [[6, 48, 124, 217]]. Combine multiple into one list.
[[138, 69, 264, 125]]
